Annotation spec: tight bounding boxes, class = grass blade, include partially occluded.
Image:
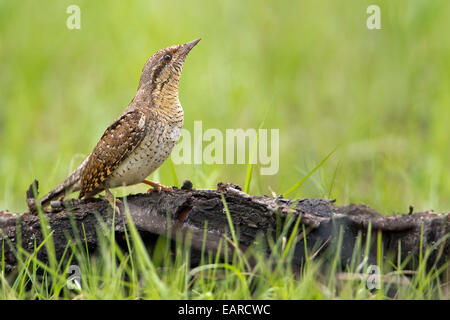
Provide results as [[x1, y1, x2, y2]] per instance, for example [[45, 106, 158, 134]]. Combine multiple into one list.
[[284, 147, 337, 197]]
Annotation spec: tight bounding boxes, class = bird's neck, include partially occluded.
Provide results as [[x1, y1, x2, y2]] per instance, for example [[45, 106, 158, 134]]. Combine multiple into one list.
[[132, 82, 183, 122], [151, 79, 180, 110]]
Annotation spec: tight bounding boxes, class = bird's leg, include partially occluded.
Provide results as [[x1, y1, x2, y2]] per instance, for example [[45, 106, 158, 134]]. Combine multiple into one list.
[[103, 188, 122, 215], [142, 179, 173, 193]]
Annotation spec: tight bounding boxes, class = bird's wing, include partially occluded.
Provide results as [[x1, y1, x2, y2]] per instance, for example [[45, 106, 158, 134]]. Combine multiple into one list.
[[79, 109, 150, 198]]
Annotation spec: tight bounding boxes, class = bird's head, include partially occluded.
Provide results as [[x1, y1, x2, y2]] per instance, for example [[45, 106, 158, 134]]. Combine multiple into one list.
[[138, 38, 200, 92]]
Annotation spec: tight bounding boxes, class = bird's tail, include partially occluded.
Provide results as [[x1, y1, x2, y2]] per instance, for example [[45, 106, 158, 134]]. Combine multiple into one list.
[[40, 156, 89, 207]]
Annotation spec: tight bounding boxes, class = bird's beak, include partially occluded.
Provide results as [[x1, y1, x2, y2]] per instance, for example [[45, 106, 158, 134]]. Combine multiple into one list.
[[180, 38, 201, 56]]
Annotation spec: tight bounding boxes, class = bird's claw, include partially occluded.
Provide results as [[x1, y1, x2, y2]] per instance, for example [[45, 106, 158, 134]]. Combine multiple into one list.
[[143, 179, 173, 193], [146, 185, 173, 193], [100, 192, 122, 216]]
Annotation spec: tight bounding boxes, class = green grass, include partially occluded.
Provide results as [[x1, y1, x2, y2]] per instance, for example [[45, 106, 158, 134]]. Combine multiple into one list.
[[0, 0, 449, 299], [0, 204, 447, 299]]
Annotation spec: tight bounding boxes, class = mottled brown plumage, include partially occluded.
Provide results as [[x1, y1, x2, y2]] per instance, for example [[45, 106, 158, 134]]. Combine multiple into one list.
[[40, 38, 200, 208], [79, 110, 148, 198]]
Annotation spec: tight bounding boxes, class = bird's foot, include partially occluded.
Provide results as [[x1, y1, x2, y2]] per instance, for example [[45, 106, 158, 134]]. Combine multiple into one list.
[[142, 179, 173, 193], [101, 189, 122, 216], [109, 199, 122, 216]]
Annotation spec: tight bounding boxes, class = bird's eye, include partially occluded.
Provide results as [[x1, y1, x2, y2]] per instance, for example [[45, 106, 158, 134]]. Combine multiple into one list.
[[164, 54, 172, 61]]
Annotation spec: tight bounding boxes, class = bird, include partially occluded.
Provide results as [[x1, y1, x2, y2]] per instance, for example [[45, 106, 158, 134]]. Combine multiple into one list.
[[40, 38, 201, 211]]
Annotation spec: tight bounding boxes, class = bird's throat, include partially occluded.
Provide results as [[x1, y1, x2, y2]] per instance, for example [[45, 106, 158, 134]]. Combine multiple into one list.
[[151, 80, 182, 117]]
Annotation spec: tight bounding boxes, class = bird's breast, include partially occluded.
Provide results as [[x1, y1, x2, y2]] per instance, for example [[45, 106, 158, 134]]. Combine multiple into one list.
[[107, 109, 183, 188]]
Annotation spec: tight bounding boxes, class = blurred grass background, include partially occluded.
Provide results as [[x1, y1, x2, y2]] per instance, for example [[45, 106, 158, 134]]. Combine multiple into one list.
[[1, 0, 449, 214]]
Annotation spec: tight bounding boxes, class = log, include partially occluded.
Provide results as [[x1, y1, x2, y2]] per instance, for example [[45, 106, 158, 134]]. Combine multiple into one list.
[[0, 180, 448, 274]]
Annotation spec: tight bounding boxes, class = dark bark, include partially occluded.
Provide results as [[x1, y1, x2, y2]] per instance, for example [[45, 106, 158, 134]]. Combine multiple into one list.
[[0, 180, 448, 274]]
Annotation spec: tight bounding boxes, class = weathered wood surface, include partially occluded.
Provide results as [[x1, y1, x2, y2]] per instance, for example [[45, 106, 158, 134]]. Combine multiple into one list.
[[0, 180, 448, 273]]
